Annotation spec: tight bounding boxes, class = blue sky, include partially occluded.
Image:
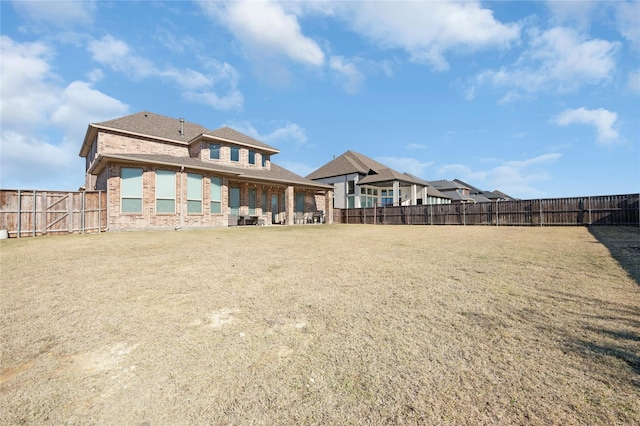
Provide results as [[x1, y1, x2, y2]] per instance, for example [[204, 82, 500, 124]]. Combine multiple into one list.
[[1, 0, 638, 199]]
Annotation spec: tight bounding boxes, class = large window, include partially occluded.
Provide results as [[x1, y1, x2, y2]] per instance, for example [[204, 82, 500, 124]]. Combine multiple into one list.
[[261, 190, 267, 214], [295, 192, 305, 213], [210, 177, 222, 214], [248, 188, 256, 215], [230, 146, 240, 162], [187, 173, 202, 214], [209, 143, 220, 160], [121, 167, 143, 213], [248, 150, 256, 165], [229, 187, 240, 215], [155, 170, 176, 213]]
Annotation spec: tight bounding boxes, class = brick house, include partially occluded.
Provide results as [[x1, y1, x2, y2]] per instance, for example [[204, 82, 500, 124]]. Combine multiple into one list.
[[79, 112, 333, 230]]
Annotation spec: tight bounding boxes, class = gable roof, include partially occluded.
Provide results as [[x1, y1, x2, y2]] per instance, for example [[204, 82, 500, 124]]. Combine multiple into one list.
[[306, 150, 391, 180], [307, 150, 430, 187], [79, 112, 278, 156]]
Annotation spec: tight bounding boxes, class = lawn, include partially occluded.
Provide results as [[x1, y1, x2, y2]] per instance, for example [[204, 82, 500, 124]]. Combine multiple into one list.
[[1, 225, 638, 425]]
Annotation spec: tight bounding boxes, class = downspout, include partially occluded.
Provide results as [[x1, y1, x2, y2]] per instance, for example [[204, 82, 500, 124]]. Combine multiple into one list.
[[176, 166, 184, 230]]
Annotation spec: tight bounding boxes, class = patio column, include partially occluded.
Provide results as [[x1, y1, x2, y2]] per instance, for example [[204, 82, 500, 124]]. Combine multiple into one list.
[[325, 189, 333, 224], [285, 185, 294, 225], [422, 187, 428, 205], [411, 184, 417, 206], [393, 181, 400, 206]]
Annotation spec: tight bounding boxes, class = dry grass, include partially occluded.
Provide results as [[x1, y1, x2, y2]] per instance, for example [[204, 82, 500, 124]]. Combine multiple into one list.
[[1, 225, 639, 425]]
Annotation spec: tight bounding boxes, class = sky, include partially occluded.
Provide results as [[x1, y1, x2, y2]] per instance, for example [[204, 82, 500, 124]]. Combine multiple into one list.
[[1, 0, 638, 199]]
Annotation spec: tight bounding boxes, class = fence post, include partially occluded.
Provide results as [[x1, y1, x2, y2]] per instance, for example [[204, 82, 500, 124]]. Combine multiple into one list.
[[540, 199, 543, 226], [496, 200, 499, 226], [588, 196, 591, 226], [82, 191, 86, 234], [17, 190, 21, 238], [33, 190, 37, 237]]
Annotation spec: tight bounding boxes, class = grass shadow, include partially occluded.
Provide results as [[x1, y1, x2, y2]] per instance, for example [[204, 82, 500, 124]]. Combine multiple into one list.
[[589, 226, 640, 286]]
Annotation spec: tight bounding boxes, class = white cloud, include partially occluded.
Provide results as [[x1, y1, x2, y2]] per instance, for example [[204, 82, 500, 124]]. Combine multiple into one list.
[[477, 27, 618, 97], [329, 56, 365, 94], [275, 159, 315, 178], [554, 107, 619, 144], [0, 36, 130, 190], [437, 153, 561, 199], [375, 156, 434, 179], [615, 1, 640, 50], [222, 121, 308, 149], [406, 143, 426, 151], [88, 35, 243, 110], [12, 0, 96, 27], [50, 81, 129, 140], [340, 1, 520, 71], [198, 0, 325, 66], [0, 36, 59, 130]]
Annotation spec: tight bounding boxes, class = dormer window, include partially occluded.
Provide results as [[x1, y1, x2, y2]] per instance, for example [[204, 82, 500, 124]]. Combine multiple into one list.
[[230, 146, 240, 162], [249, 150, 256, 165], [262, 154, 269, 168], [209, 143, 220, 160]]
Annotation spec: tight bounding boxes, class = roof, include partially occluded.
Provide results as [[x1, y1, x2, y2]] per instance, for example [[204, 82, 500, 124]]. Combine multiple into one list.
[[428, 179, 470, 191], [79, 111, 278, 156], [87, 153, 331, 190], [307, 150, 430, 187], [453, 178, 483, 194], [306, 150, 392, 180]]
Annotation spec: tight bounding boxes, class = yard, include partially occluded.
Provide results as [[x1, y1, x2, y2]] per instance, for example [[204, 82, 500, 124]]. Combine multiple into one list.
[[1, 225, 638, 425]]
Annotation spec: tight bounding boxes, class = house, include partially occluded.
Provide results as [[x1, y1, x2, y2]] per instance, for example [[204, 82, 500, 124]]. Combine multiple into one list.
[[427, 180, 476, 203], [79, 111, 333, 230], [452, 179, 515, 202], [306, 150, 450, 208]]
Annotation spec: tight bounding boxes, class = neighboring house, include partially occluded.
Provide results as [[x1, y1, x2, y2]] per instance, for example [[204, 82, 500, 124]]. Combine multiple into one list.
[[427, 180, 476, 203], [452, 179, 515, 202], [79, 111, 333, 230], [307, 150, 450, 208]]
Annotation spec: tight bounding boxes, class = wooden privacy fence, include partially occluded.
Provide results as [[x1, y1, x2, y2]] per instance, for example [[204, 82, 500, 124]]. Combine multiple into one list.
[[0, 190, 107, 238], [334, 193, 640, 226]]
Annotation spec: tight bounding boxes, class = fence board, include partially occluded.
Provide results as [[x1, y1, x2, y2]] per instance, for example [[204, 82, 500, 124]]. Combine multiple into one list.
[[334, 194, 639, 226], [0, 190, 107, 237]]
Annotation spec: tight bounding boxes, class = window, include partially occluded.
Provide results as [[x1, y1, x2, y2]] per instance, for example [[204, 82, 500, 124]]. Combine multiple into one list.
[[295, 192, 305, 213], [347, 180, 355, 195], [156, 170, 176, 213], [248, 150, 256, 165], [229, 187, 240, 215], [262, 154, 268, 168], [230, 146, 240, 162], [187, 173, 202, 214], [210, 177, 222, 214], [209, 143, 220, 160], [121, 168, 143, 213], [248, 188, 256, 215], [261, 190, 267, 214]]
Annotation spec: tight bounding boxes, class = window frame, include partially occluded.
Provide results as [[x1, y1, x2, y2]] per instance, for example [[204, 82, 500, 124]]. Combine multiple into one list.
[[230, 146, 240, 162], [187, 173, 203, 214], [209, 143, 220, 160], [155, 170, 176, 214], [121, 167, 143, 213], [248, 150, 256, 165], [210, 176, 222, 214]]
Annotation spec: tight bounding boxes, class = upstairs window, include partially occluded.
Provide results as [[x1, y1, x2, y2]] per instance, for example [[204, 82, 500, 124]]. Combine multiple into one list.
[[262, 154, 269, 168], [248, 150, 256, 165], [347, 180, 355, 195], [230, 146, 240, 162], [209, 143, 220, 160], [121, 168, 143, 213]]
